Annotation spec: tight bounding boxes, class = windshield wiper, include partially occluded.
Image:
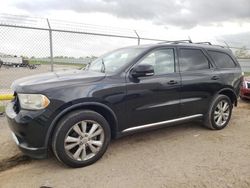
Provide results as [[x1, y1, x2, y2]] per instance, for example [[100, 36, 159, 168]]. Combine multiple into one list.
[[101, 58, 105, 73]]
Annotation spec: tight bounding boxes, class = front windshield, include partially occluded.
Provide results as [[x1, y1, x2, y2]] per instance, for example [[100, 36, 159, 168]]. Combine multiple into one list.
[[86, 48, 144, 73]]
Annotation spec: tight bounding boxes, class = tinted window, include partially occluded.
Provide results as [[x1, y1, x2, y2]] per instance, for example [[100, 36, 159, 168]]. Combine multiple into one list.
[[208, 51, 236, 68], [138, 49, 175, 75], [179, 49, 210, 72]]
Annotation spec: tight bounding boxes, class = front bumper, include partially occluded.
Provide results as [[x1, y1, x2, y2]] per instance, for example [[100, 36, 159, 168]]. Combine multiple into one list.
[[5, 102, 48, 159], [11, 132, 47, 159]]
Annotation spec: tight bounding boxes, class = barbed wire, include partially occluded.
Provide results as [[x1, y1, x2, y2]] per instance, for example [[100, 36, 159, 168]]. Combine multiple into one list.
[[1, 13, 250, 51]]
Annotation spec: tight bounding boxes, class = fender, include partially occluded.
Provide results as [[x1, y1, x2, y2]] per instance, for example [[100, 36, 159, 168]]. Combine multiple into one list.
[[216, 87, 238, 106], [44, 102, 118, 148]]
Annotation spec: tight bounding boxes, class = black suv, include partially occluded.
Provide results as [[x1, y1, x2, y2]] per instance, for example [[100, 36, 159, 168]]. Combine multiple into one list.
[[6, 41, 242, 167]]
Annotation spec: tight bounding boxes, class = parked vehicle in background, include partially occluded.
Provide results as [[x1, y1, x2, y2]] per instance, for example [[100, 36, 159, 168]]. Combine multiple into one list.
[[240, 76, 250, 100], [0, 56, 23, 67], [6, 41, 242, 168], [0, 56, 37, 69]]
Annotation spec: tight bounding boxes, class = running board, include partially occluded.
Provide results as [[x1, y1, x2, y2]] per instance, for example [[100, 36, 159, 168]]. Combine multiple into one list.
[[122, 114, 203, 133]]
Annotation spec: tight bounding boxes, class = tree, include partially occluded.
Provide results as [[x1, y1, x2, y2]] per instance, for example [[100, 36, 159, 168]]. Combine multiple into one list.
[[235, 46, 250, 59]]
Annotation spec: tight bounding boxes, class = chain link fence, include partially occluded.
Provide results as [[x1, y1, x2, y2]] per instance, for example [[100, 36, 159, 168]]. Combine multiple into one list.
[[0, 14, 168, 96], [0, 14, 250, 112]]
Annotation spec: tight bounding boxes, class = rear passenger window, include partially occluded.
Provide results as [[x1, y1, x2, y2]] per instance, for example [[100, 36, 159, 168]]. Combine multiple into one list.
[[208, 51, 236, 68], [179, 49, 210, 72]]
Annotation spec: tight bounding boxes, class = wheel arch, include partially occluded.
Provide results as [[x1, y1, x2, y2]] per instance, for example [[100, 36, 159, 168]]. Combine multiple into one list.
[[217, 88, 238, 106], [45, 102, 118, 148]]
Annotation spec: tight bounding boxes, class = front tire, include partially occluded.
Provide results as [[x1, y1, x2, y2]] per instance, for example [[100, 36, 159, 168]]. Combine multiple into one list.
[[204, 95, 233, 130], [52, 110, 111, 168]]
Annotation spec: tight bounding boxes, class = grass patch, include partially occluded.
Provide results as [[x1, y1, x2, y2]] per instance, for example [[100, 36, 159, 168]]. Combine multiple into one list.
[[29, 60, 86, 68], [0, 105, 5, 113], [244, 72, 250, 76]]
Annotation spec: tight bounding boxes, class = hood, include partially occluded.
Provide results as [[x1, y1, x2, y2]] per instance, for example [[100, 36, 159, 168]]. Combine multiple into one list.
[[12, 69, 105, 93]]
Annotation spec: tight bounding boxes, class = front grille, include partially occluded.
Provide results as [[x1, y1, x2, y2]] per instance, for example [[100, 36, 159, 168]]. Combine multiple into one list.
[[247, 83, 250, 89], [12, 93, 20, 114], [245, 93, 250, 97]]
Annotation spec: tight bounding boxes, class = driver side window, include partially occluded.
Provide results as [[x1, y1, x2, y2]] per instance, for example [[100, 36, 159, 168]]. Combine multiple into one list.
[[138, 49, 175, 75]]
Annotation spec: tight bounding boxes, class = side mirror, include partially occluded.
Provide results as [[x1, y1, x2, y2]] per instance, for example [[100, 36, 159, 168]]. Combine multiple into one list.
[[131, 64, 154, 78]]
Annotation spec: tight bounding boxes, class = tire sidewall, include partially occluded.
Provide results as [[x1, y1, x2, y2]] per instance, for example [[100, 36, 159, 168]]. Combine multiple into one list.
[[53, 110, 111, 168]]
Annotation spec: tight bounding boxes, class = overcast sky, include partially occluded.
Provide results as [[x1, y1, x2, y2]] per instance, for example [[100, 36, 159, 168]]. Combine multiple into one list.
[[0, 0, 250, 57]]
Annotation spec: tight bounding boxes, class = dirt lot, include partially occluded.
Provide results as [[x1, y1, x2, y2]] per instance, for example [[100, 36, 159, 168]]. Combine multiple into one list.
[[0, 100, 249, 188], [0, 64, 80, 93]]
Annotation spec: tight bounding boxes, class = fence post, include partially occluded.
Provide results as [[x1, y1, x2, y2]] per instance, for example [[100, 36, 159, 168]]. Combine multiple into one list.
[[134, 30, 140, 45], [46, 18, 54, 72]]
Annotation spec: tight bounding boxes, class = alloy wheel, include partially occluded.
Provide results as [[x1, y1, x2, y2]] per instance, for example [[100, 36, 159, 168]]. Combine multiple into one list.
[[213, 100, 230, 127], [64, 120, 104, 161]]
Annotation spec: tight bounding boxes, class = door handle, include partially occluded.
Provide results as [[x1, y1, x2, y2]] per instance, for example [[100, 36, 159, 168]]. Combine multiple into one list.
[[167, 80, 178, 85], [211, 75, 220, 80]]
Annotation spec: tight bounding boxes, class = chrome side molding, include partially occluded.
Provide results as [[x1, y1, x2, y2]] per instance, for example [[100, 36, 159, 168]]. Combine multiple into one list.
[[122, 114, 203, 133]]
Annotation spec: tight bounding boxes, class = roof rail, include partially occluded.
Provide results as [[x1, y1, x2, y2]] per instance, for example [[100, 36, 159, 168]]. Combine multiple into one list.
[[158, 40, 192, 44], [212, 44, 225, 48], [158, 40, 225, 49], [196, 42, 225, 48], [195, 42, 212, 45], [195, 42, 225, 48]]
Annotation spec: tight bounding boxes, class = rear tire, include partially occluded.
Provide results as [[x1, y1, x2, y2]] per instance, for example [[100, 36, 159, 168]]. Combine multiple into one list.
[[204, 95, 232, 130], [52, 110, 111, 168]]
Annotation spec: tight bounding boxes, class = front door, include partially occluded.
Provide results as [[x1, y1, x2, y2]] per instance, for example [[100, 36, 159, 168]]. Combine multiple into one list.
[[123, 48, 181, 132]]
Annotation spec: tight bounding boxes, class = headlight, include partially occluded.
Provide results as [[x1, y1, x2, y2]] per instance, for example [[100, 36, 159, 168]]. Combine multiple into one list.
[[18, 94, 50, 110]]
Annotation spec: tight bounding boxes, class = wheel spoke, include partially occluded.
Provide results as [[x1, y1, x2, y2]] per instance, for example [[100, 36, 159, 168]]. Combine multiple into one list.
[[214, 110, 220, 115], [88, 143, 99, 153], [73, 146, 83, 160], [89, 128, 103, 138], [81, 145, 86, 160], [65, 136, 79, 143], [88, 123, 99, 135], [73, 124, 84, 137], [222, 113, 229, 120], [222, 103, 229, 112], [216, 115, 222, 125], [89, 140, 103, 147], [218, 102, 223, 110], [214, 114, 220, 120], [65, 142, 79, 150], [81, 121, 87, 133]]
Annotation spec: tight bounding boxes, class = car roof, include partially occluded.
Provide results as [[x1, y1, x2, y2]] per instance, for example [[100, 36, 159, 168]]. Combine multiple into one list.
[[129, 42, 232, 54]]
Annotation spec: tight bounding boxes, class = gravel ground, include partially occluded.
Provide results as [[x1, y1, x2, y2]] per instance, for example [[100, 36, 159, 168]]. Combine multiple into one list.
[[0, 117, 22, 162], [0, 100, 249, 188]]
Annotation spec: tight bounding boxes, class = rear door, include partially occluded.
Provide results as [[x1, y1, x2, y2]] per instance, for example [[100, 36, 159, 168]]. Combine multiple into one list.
[[177, 47, 222, 116], [207, 50, 242, 96]]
